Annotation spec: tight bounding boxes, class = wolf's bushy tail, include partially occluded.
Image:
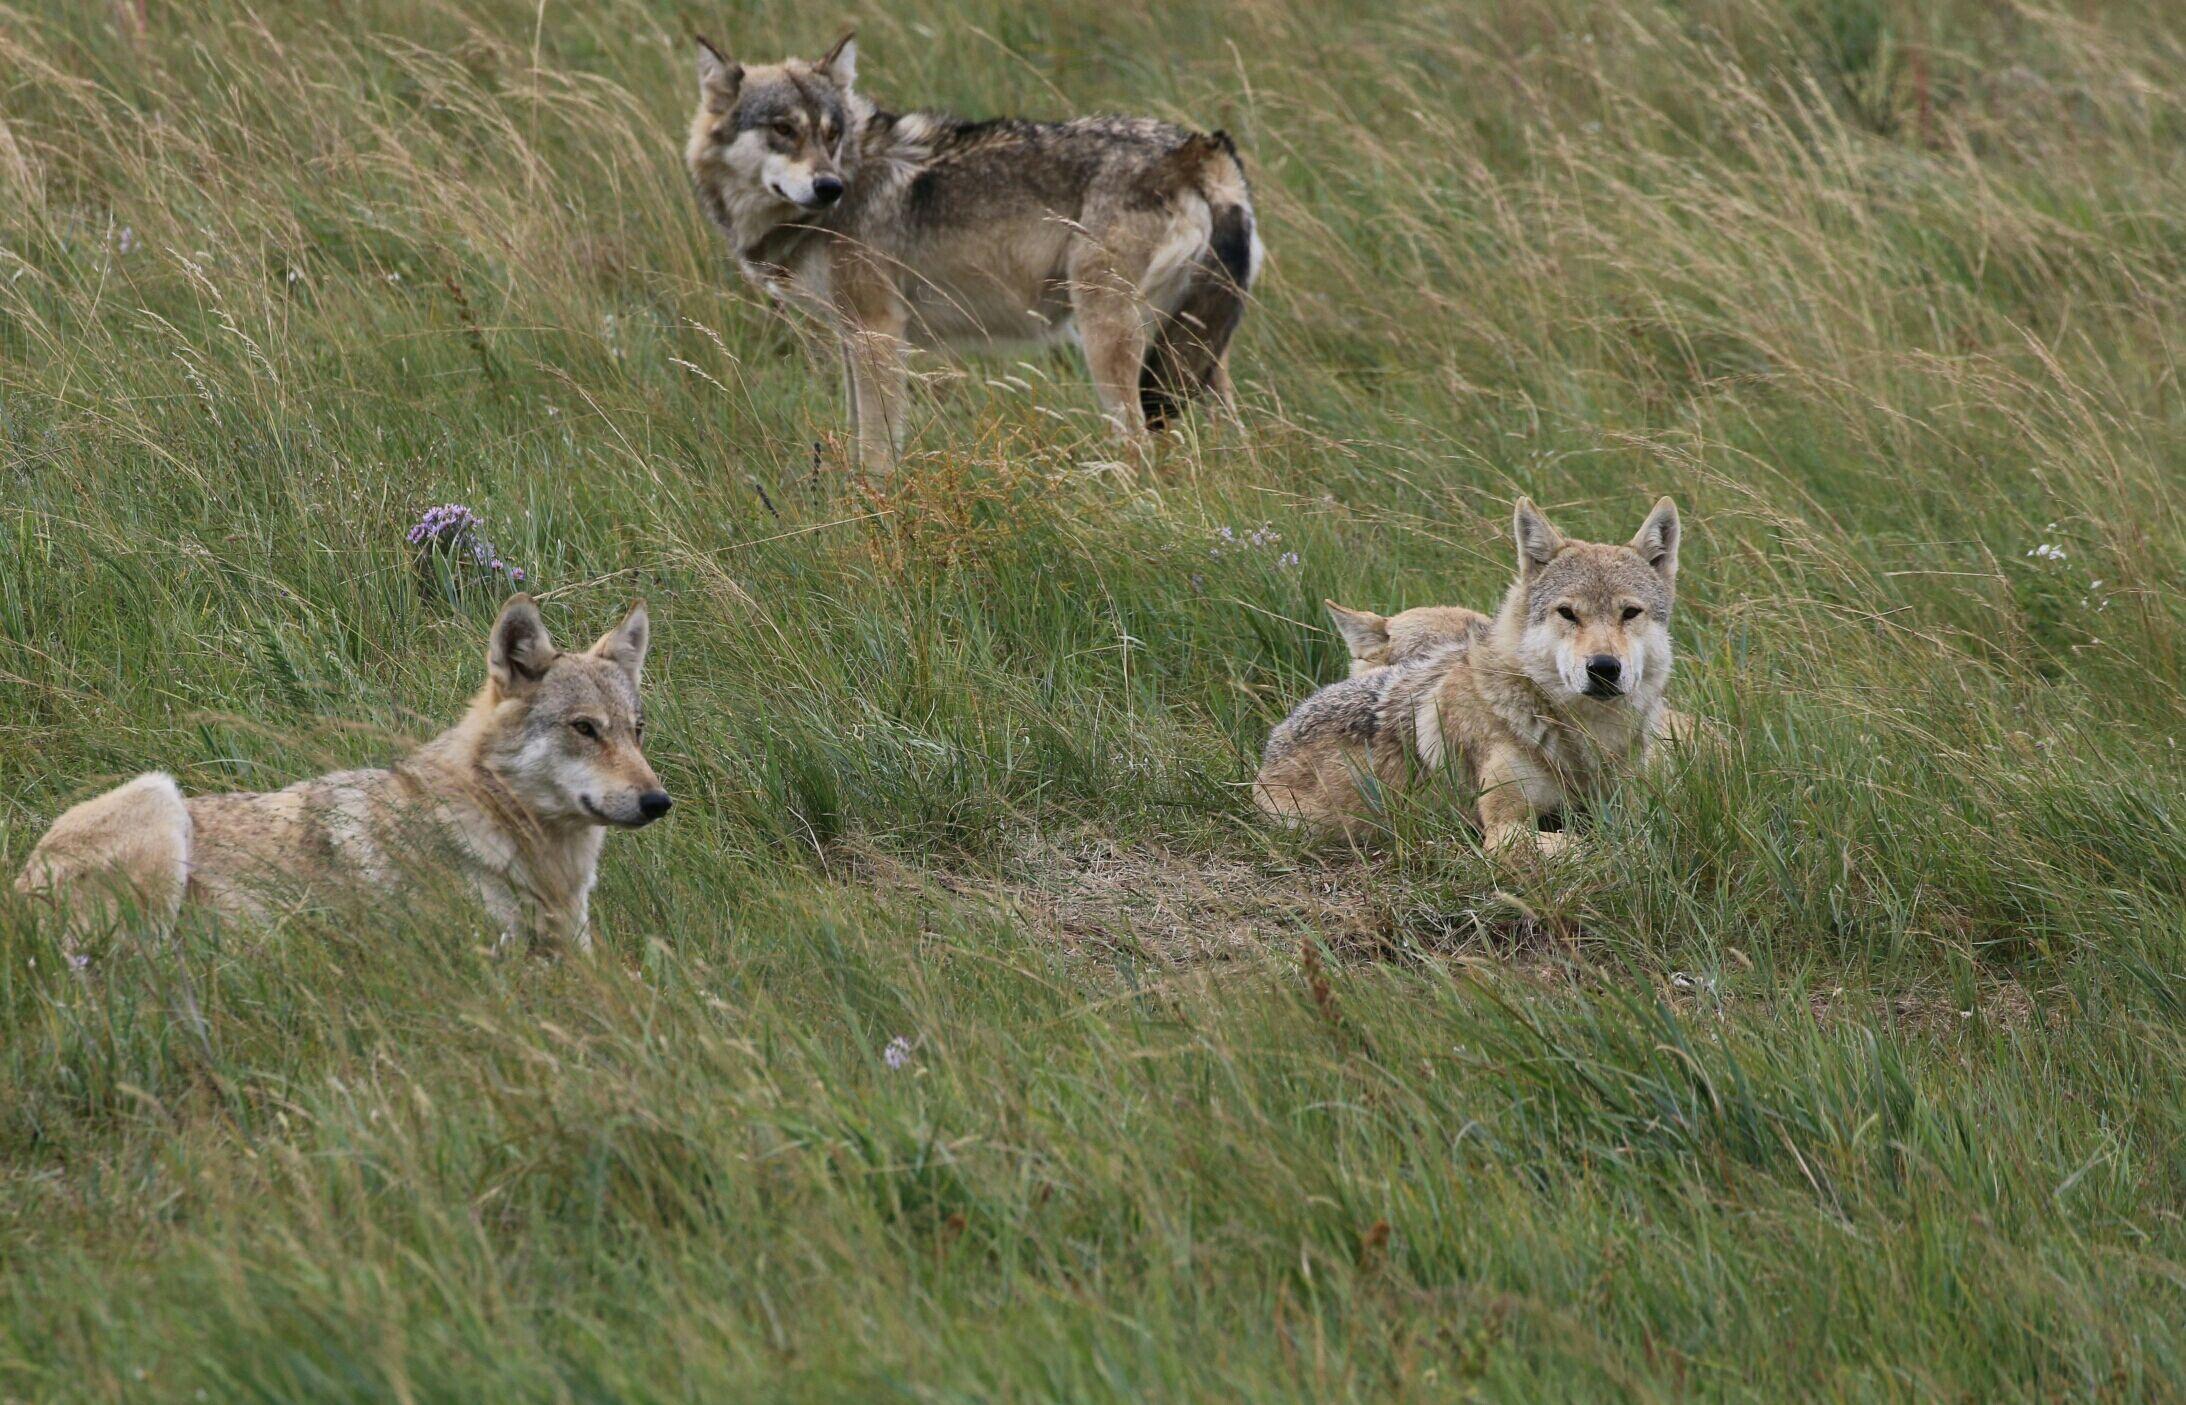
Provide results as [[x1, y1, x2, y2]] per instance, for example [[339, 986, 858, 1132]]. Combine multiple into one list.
[[1141, 132, 1258, 431], [15, 772, 192, 937]]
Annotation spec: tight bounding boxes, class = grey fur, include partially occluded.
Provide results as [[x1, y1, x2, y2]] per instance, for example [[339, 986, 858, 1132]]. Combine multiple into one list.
[[687, 35, 1262, 471]]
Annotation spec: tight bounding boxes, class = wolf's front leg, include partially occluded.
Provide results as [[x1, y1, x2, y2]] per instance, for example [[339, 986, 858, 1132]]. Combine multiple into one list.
[[840, 340, 862, 461], [842, 328, 908, 476], [1476, 753, 1570, 861], [1646, 707, 1726, 767], [557, 890, 594, 955], [479, 880, 528, 955], [832, 258, 910, 477]]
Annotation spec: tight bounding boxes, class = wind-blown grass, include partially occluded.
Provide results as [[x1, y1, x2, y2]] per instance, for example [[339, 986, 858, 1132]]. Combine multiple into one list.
[[2, 0, 2182, 1398]]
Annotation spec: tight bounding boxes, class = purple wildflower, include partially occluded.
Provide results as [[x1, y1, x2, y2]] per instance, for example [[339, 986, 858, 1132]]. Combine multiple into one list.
[[883, 1035, 914, 1070], [408, 503, 527, 587], [1207, 522, 1292, 568]]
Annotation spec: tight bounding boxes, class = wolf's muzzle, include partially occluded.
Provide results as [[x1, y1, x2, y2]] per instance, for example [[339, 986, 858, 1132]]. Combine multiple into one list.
[[1583, 655, 1625, 698]]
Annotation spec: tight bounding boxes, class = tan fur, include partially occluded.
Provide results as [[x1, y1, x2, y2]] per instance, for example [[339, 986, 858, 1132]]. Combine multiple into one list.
[[1258, 499, 1703, 857], [685, 34, 1260, 474], [1325, 599, 1491, 677], [15, 597, 670, 953]]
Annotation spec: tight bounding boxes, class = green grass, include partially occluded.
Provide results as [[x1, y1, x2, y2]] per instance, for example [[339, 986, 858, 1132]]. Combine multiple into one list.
[[3, 0, 2183, 1397]]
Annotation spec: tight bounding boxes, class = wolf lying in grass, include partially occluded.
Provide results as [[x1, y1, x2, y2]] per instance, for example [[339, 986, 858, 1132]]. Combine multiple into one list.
[[685, 32, 1261, 474], [1258, 499, 1703, 856], [15, 597, 668, 952]]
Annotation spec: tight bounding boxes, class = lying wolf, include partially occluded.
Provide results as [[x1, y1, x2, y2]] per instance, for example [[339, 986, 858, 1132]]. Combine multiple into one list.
[[685, 32, 1262, 473], [1257, 499, 1703, 855], [16, 597, 668, 951]]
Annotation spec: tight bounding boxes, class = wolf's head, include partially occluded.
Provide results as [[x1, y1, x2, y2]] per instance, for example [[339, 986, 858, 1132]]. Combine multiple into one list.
[[1325, 600, 1486, 677], [687, 32, 867, 218], [474, 596, 670, 830], [1499, 498, 1680, 711]]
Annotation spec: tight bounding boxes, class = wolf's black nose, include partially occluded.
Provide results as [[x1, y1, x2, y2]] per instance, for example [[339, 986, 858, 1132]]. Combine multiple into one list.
[[1584, 656, 1623, 692], [810, 175, 845, 205], [638, 790, 673, 821]]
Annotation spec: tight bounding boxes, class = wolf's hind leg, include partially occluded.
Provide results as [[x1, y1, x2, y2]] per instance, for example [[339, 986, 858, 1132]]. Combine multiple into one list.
[[1068, 245, 1152, 442], [15, 772, 192, 943], [1206, 355, 1240, 422]]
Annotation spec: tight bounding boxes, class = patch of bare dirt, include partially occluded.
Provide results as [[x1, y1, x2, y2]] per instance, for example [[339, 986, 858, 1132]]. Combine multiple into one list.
[[849, 834, 1374, 964], [843, 835, 2058, 1037], [841, 830, 1586, 981]]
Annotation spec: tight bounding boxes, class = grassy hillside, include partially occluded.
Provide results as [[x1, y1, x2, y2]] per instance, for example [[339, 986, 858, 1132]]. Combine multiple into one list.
[[2, 0, 2182, 1397]]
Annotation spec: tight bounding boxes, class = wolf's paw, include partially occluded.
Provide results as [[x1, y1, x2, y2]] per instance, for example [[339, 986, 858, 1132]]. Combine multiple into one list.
[[1651, 708, 1729, 758], [1485, 822, 1574, 864]]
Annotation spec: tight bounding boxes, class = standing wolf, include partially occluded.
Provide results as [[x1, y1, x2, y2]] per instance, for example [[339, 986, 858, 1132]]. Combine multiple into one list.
[[15, 597, 669, 952], [1256, 499, 1702, 856], [685, 31, 1262, 473]]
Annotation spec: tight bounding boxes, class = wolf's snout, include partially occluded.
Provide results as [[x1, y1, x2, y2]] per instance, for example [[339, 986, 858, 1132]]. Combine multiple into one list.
[[809, 174, 845, 206], [1583, 655, 1624, 696], [637, 789, 673, 823]]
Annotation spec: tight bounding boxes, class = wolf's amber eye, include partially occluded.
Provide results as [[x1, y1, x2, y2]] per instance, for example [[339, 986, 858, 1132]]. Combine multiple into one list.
[[771, 119, 797, 140], [570, 719, 600, 740], [1556, 606, 1578, 623], [1622, 606, 1644, 621]]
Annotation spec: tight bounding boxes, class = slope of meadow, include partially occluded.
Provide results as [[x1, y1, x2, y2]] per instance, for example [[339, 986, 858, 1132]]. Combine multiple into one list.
[[2, 0, 2182, 1398]]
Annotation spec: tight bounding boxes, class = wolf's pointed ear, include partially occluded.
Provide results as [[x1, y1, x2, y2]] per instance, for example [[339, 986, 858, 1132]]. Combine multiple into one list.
[[488, 595, 557, 697], [696, 36, 742, 114], [1324, 600, 1390, 658], [1512, 498, 1564, 575], [817, 30, 857, 88], [1630, 497, 1680, 584], [589, 600, 651, 689]]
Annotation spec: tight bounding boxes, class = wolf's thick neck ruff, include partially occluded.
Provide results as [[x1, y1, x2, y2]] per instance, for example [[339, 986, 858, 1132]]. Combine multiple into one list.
[[401, 711, 604, 939]]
